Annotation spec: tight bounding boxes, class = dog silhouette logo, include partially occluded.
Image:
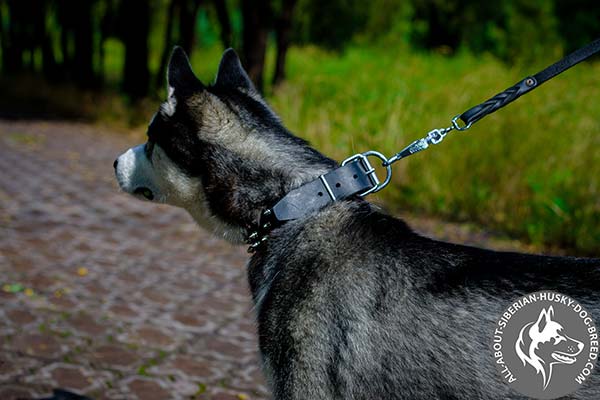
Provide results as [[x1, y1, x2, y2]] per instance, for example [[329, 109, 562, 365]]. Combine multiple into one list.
[[493, 291, 598, 399], [515, 306, 584, 389]]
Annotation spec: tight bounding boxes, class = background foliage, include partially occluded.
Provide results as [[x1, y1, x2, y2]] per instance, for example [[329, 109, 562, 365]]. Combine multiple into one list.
[[1, 0, 599, 253]]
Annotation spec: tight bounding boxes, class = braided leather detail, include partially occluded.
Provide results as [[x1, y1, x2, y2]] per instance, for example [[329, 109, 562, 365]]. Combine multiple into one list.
[[460, 77, 536, 126]]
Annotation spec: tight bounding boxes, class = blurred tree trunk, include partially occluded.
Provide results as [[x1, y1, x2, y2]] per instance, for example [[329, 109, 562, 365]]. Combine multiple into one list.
[[99, 0, 120, 85], [272, 0, 297, 86], [156, 0, 199, 89], [56, 0, 96, 86], [57, 2, 72, 78], [178, 0, 201, 56], [35, 0, 57, 80], [3, 0, 27, 73], [71, 0, 96, 88], [156, 0, 177, 88], [121, 0, 150, 99], [213, 0, 232, 48], [241, 0, 271, 92], [0, 1, 6, 73]]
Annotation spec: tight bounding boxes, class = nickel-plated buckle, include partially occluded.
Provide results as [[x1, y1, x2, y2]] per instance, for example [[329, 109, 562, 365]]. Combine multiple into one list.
[[341, 151, 392, 196]]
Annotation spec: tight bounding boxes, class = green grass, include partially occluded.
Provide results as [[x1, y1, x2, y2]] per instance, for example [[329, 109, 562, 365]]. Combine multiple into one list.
[[264, 45, 600, 254]]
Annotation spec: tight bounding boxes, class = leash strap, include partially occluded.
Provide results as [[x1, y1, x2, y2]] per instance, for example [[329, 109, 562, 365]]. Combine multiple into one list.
[[457, 37, 600, 128], [383, 37, 600, 167]]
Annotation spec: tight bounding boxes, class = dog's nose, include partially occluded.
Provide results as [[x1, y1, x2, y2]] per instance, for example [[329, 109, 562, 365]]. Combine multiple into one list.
[[113, 159, 118, 169]]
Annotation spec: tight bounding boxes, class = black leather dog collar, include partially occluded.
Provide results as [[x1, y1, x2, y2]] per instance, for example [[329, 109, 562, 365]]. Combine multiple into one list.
[[247, 158, 377, 252]]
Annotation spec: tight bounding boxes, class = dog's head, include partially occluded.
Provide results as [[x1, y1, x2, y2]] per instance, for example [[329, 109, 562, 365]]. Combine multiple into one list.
[[114, 48, 336, 243], [515, 306, 584, 389]]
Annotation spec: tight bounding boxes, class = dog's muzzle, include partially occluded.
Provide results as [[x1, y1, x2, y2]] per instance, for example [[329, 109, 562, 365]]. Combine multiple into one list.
[[114, 145, 157, 201]]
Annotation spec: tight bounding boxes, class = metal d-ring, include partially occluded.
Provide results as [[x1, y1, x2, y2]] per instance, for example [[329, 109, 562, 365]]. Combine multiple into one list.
[[451, 115, 473, 131], [341, 150, 392, 196]]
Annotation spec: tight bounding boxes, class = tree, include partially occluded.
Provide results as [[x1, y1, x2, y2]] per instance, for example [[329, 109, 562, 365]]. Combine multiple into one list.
[[178, 0, 201, 56], [213, 0, 232, 48], [555, 0, 600, 53], [0, 2, 4, 72], [35, 0, 57, 80], [273, 0, 298, 85], [3, 0, 27, 73], [156, 0, 201, 89], [156, 0, 178, 87], [72, 0, 96, 87], [241, 0, 271, 91], [54, 0, 98, 86], [121, 0, 150, 99], [292, 0, 368, 50], [99, 0, 120, 85]]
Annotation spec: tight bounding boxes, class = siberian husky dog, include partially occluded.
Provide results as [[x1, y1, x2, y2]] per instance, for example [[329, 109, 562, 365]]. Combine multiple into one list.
[[114, 47, 600, 399]]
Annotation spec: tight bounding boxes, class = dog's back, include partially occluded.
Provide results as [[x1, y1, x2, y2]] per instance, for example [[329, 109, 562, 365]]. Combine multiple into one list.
[[249, 200, 600, 399]]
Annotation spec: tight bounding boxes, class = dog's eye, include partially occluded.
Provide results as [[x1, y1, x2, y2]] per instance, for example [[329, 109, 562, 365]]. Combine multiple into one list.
[[554, 336, 564, 344]]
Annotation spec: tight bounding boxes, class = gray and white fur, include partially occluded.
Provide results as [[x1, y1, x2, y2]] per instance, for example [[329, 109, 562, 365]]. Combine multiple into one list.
[[115, 47, 600, 399]]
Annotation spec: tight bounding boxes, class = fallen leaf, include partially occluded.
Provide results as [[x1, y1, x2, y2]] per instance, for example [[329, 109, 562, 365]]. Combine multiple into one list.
[[9, 283, 24, 293]]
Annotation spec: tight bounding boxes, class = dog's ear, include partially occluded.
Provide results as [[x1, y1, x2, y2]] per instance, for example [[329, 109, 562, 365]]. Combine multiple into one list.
[[167, 46, 204, 97], [535, 307, 552, 333], [216, 48, 256, 92]]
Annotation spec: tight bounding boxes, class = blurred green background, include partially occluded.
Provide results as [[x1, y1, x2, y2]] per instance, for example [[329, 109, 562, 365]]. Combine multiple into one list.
[[1, 0, 599, 254]]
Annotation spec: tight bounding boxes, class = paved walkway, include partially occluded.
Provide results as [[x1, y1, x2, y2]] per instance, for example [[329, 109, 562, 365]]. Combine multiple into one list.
[[0, 121, 267, 400]]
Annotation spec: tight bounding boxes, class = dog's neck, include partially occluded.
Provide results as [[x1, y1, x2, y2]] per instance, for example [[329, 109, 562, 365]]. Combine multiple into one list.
[[196, 143, 337, 244]]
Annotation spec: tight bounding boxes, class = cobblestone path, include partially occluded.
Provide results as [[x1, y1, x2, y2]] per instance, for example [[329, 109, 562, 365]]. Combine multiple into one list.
[[0, 121, 267, 400]]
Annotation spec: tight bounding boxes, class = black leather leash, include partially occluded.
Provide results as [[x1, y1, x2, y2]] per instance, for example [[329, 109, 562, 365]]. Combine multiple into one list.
[[246, 38, 600, 253], [385, 37, 600, 165], [459, 37, 600, 128]]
